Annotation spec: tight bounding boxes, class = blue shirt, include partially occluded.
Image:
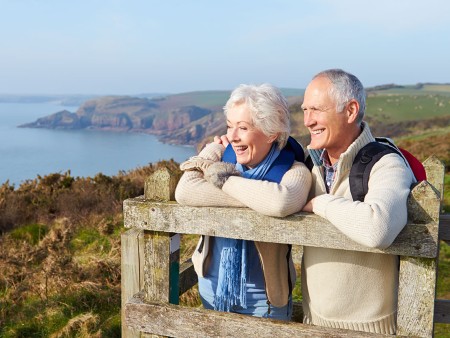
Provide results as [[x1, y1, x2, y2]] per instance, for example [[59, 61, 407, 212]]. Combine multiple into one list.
[[321, 150, 338, 193]]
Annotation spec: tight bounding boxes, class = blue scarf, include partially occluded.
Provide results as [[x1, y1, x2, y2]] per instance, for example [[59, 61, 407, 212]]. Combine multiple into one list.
[[213, 137, 304, 312]]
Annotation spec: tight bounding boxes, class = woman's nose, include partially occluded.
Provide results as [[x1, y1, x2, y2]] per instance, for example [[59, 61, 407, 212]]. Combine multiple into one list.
[[227, 128, 238, 141]]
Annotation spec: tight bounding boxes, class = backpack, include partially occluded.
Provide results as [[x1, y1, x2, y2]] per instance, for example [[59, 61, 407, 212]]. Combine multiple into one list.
[[349, 137, 426, 202]]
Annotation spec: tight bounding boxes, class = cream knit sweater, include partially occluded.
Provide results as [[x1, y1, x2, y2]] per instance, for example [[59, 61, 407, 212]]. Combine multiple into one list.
[[175, 142, 312, 218], [175, 142, 312, 306], [302, 123, 415, 334]]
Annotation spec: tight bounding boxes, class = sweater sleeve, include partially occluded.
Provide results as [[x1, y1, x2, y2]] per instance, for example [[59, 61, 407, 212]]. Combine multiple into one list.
[[222, 161, 312, 217], [312, 153, 415, 249], [176, 151, 312, 216], [175, 142, 246, 208]]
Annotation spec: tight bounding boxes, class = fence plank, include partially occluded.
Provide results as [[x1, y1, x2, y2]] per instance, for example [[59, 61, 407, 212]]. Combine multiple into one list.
[[125, 294, 395, 338], [121, 228, 145, 338], [124, 199, 439, 258]]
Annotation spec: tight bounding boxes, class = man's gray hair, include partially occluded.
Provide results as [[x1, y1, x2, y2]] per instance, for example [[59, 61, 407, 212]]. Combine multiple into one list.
[[224, 83, 290, 149], [313, 69, 366, 124]]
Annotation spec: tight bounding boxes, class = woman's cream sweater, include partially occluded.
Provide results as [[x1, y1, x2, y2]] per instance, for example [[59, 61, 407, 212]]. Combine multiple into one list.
[[175, 142, 312, 306]]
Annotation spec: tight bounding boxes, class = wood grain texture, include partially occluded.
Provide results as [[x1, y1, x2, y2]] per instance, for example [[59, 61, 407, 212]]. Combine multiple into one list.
[[397, 257, 437, 337], [144, 167, 181, 201], [124, 198, 439, 258], [125, 294, 395, 338], [422, 155, 445, 202], [143, 231, 179, 303]]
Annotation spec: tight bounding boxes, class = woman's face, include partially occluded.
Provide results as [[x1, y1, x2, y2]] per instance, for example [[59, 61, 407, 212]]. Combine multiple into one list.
[[226, 103, 276, 169]]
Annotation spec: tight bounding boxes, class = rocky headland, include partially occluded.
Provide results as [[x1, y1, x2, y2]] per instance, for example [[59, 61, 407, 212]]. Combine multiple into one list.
[[19, 94, 226, 146]]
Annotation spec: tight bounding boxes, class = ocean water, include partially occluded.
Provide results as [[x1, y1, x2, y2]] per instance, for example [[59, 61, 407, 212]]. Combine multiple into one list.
[[0, 102, 196, 186]]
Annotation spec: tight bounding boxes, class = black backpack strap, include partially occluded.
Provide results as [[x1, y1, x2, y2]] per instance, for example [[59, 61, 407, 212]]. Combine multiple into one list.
[[305, 155, 314, 171], [349, 142, 400, 202]]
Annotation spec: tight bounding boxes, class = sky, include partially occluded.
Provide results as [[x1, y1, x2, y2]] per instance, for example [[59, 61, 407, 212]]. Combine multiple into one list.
[[1, 0, 449, 95]]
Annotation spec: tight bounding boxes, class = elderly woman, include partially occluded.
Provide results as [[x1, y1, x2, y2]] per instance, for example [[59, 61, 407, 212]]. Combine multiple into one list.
[[175, 83, 311, 320]]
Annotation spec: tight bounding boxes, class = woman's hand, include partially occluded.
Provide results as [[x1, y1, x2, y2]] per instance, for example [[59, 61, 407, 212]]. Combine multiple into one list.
[[180, 157, 215, 172], [204, 162, 241, 188], [214, 135, 230, 148]]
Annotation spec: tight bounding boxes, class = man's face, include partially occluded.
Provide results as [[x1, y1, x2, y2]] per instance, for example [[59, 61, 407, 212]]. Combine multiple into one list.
[[301, 76, 353, 158]]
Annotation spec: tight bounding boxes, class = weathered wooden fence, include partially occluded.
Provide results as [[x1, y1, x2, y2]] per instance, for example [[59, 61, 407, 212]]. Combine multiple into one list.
[[122, 156, 449, 337]]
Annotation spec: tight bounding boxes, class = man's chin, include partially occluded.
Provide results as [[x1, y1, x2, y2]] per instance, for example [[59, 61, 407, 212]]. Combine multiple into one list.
[[308, 143, 322, 150]]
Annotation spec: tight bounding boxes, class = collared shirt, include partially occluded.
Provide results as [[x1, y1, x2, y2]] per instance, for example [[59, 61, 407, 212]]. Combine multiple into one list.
[[320, 150, 338, 193]]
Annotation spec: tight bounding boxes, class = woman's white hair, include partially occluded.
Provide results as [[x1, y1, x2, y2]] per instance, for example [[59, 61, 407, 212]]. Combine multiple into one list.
[[223, 83, 290, 149]]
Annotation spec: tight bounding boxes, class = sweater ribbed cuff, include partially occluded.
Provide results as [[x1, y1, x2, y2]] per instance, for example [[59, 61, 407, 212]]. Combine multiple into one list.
[[312, 194, 334, 219]]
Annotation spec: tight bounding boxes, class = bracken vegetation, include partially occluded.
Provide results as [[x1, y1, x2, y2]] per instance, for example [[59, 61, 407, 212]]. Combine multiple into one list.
[[0, 161, 183, 337]]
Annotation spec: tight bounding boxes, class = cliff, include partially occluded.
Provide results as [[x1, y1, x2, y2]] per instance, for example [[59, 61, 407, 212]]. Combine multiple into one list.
[[19, 95, 215, 145], [19, 84, 450, 147]]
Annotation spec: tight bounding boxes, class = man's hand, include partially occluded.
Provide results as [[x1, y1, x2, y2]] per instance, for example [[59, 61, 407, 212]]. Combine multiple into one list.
[[302, 198, 315, 212]]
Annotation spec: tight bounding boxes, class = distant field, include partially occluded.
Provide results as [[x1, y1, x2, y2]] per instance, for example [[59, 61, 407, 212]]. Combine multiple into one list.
[[369, 84, 450, 96], [366, 94, 450, 122], [158, 85, 450, 125]]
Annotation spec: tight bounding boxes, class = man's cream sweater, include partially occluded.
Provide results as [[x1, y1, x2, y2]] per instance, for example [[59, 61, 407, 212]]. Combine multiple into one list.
[[303, 123, 415, 334]]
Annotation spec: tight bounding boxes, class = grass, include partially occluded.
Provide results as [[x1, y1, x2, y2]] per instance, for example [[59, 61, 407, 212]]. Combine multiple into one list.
[[10, 223, 48, 245], [366, 94, 450, 122]]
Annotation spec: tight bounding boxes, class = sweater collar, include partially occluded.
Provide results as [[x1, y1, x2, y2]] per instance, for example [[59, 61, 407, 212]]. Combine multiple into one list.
[[307, 122, 376, 173]]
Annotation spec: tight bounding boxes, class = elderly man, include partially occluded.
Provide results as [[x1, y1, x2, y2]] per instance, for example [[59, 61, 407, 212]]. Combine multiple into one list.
[[300, 69, 415, 334]]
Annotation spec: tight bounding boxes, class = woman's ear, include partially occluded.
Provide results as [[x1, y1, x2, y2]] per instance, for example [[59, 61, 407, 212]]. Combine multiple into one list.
[[267, 134, 278, 143]]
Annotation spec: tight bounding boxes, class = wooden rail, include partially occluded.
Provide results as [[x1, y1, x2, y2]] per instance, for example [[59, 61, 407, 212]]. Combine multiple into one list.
[[122, 156, 448, 337]]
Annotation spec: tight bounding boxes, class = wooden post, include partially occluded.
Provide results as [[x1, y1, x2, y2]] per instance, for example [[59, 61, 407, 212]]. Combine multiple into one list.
[[144, 167, 181, 201], [121, 228, 145, 338], [143, 231, 180, 305], [143, 169, 181, 337], [422, 155, 445, 202], [397, 158, 444, 337]]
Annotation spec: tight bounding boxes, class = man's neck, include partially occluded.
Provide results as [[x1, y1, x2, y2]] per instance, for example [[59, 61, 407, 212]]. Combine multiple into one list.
[[326, 124, 363, 165]]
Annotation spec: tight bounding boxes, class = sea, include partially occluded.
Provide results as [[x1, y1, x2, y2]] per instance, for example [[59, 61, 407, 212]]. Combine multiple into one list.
[[0, 102, 197, 186]]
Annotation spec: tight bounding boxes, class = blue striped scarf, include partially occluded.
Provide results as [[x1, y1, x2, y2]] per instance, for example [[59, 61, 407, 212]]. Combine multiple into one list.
[[214, 144, 281, 311]]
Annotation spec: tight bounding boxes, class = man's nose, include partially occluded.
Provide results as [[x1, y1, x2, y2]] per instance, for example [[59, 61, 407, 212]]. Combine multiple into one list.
[[304, 111, 314, 127]]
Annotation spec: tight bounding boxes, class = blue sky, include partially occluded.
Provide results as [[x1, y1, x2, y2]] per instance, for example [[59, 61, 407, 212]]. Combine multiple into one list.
[[1, 0, 449, 95]]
